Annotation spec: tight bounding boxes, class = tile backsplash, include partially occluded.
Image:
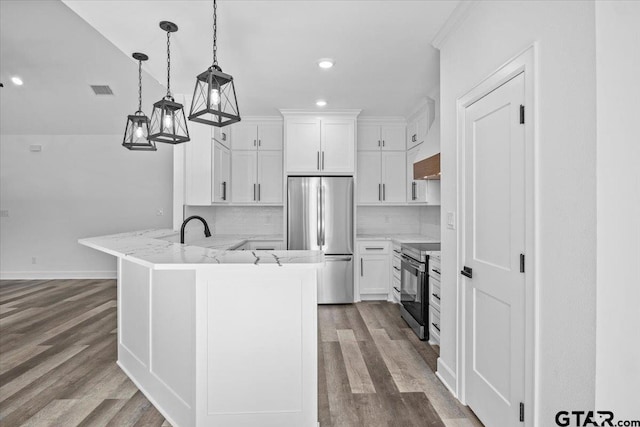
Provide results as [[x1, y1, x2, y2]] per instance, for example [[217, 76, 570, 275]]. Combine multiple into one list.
[[184, 204, 440, 238], [357, 205, 440, 237], [185, 206, 283, 235]]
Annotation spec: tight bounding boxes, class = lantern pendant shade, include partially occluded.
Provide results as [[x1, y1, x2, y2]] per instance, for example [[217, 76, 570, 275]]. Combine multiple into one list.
[[148, 97, 190, 144], [189, 66, 241, 127], [123, 112, 156, 151]]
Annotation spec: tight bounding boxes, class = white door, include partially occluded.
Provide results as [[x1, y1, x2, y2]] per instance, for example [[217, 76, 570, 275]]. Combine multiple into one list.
[[257, 151, 283, 203], [321, 119, 355, 173], [232, 123, 258, 150], [381, 151, 406, 203], [463, 72, 525, 427], [357, 123, 381, 151], [359, 255, 389, 296], [257, 123, 283, 150], [285, 119, 321, 173], [357, 151, 381, 204], [380, 125, 405, 151], [231, 151, 258, 203]]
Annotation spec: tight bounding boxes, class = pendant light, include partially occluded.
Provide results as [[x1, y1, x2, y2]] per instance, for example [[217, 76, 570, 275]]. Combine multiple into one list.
[[148, 21, 190, 144], [188, 0, 241, 127], [122, 53, 156, 151]]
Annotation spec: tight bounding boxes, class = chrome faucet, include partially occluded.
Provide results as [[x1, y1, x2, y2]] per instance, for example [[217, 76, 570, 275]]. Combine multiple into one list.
[[180, 216, 211, 244]]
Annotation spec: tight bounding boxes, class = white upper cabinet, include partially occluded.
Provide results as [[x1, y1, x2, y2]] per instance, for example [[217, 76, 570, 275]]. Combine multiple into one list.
[[407, 99, 434, 149], [357, 122, 406, 151], [231, 150, 282, 204], [212, 141, 230, 203], [231, 122, 283, 151], [283, 112, 359, 174], [213, 127, 231, 149], [406, 143, 427, 203], [357, 151, 406, 204], [284, 118, 322, 173], [381, 151, 406, 203], [185, 122, 213, 206], [320, 119, 355, 173]]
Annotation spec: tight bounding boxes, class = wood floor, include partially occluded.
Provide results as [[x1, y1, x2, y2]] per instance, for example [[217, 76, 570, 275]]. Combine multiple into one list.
[[0, 279, 483, 427]]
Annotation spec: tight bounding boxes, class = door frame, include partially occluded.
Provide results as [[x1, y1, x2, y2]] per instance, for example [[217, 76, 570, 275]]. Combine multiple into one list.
[[455, 44, 537, 425]]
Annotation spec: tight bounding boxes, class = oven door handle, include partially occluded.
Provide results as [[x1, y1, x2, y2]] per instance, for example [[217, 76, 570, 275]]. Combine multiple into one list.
[[401, 254, 424, 271]]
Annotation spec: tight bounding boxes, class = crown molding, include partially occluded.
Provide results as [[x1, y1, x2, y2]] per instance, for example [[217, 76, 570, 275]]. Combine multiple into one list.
[[357, 116, 407, 124], [279, 109, 362, 118], [432, 1, 479, 50]]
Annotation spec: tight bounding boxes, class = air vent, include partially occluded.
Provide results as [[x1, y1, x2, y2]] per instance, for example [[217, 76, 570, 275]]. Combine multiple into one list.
[[90, 85, 113, 95]]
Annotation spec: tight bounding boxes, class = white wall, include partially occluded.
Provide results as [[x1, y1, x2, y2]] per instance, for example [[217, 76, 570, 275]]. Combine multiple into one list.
[[438, 1, 597, 424], [0, 135, 173, 278], [594, 1, 640, 420]]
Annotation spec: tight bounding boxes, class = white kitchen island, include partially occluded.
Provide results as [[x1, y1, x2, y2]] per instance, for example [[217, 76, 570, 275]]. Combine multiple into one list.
[[79, 229, 323, 427]]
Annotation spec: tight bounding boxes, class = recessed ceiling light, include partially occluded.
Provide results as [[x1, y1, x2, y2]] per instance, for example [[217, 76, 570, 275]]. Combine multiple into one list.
[[316, 100, 327, 107], [11, 76, 23, 86], [317, 59, 334, 69]]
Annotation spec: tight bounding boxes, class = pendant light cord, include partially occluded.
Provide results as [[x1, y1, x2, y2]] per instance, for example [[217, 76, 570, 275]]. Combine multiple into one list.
[[212, 0, 218, 67], [166, 30, 172, 98], [137, 59, 143, 112]]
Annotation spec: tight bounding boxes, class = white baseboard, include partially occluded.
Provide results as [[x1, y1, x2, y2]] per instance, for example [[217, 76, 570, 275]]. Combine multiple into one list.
[[436, 357, 458, 398], [0, 271, 116, 280]]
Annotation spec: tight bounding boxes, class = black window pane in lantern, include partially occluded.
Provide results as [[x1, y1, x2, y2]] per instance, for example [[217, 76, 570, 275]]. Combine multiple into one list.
[[123, 112, 156, 151], [148, 96, 190, 144], [122, 52, 156, 151], [189, 66, 241, 127]]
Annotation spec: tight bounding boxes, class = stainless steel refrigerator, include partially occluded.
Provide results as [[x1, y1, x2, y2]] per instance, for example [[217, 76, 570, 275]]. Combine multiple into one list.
[[287, 177, 354, 304]]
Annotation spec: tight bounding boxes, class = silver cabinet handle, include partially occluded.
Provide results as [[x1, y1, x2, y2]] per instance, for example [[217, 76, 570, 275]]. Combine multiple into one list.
[[378, 140, 381, 147], [393, 266, 400, 271], [254, 139, 257, 146], [317, 152, 320, 170], [432, 322, 440, 332], [378, 183, 381, 201], [258, 139, 261, 147], [382, 140, 385, 147], [432, 293, 441, 300], [365, 247, 385, 250], [412, 182, 416, 200], [360, 258, 364, 276], [432, 268, 441, 275], [322, 151, 325, 170], [383, 183, 386, 201], [393, 286, 400, 293], [258, 183, 261, 201], [222, 182, 227, 201]]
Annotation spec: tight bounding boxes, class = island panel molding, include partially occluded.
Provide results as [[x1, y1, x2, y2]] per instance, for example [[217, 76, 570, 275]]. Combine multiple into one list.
[[79, 229, 322, 427]]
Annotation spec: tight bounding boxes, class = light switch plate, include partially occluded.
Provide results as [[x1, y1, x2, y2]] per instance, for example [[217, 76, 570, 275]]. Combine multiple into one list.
[[447, 211, 455, 230]]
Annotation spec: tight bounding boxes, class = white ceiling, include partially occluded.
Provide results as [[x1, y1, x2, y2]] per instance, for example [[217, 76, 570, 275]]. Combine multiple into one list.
[[1, 0, 457, 135]]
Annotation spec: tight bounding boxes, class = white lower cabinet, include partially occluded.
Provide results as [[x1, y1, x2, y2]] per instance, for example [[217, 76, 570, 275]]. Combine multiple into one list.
[[231, 151, 282, 204], [357, 241, 390, 300]]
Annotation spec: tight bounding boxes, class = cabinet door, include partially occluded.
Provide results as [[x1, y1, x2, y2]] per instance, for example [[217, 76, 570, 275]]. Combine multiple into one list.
[[381, 151, 406, 203], [231, 151, 258, 203], [231, 123, 258, 150], [213, 142, 230, 203], [185, 122, 212, 205], [285, 118, 321, 173], [321, 119, 355, 173], [357, 123, 381, 151], [416, 112, 429, 146], [406, 144, 427, 203], [257, 123, 283, 150], [357, 151, 382, 204], [257, 151, 283, 203], [381, 125, 406, 151], [359, 255, 390, 295], [426, 180, 441, 205], [213, 127, 231, 149], [407, 119, 419, 149]]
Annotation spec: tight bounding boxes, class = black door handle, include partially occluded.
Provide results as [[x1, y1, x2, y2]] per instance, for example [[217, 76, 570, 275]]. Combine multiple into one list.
[[461, 266, 473, 278]]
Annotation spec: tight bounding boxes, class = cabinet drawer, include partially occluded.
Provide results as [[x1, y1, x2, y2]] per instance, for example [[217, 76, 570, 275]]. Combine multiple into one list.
[[429, 307, 441, 344], [430, 277, 441, 311], [357, 241, 390, 255], [429, 257, 441, 280], [391, 279, 401, 303]]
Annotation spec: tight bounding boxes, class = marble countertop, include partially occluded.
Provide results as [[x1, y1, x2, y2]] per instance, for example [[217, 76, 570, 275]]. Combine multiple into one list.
[[356, 234, 441, 244], [79, 229, 323, 269]]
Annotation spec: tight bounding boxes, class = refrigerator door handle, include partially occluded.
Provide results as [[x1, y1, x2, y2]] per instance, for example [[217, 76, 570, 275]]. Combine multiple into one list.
[[321, 185, 326, 245], [316, 185, 322, 246]]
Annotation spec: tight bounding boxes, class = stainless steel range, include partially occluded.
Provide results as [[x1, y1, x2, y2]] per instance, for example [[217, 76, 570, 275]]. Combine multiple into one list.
[[399, 242, 441, 340]]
